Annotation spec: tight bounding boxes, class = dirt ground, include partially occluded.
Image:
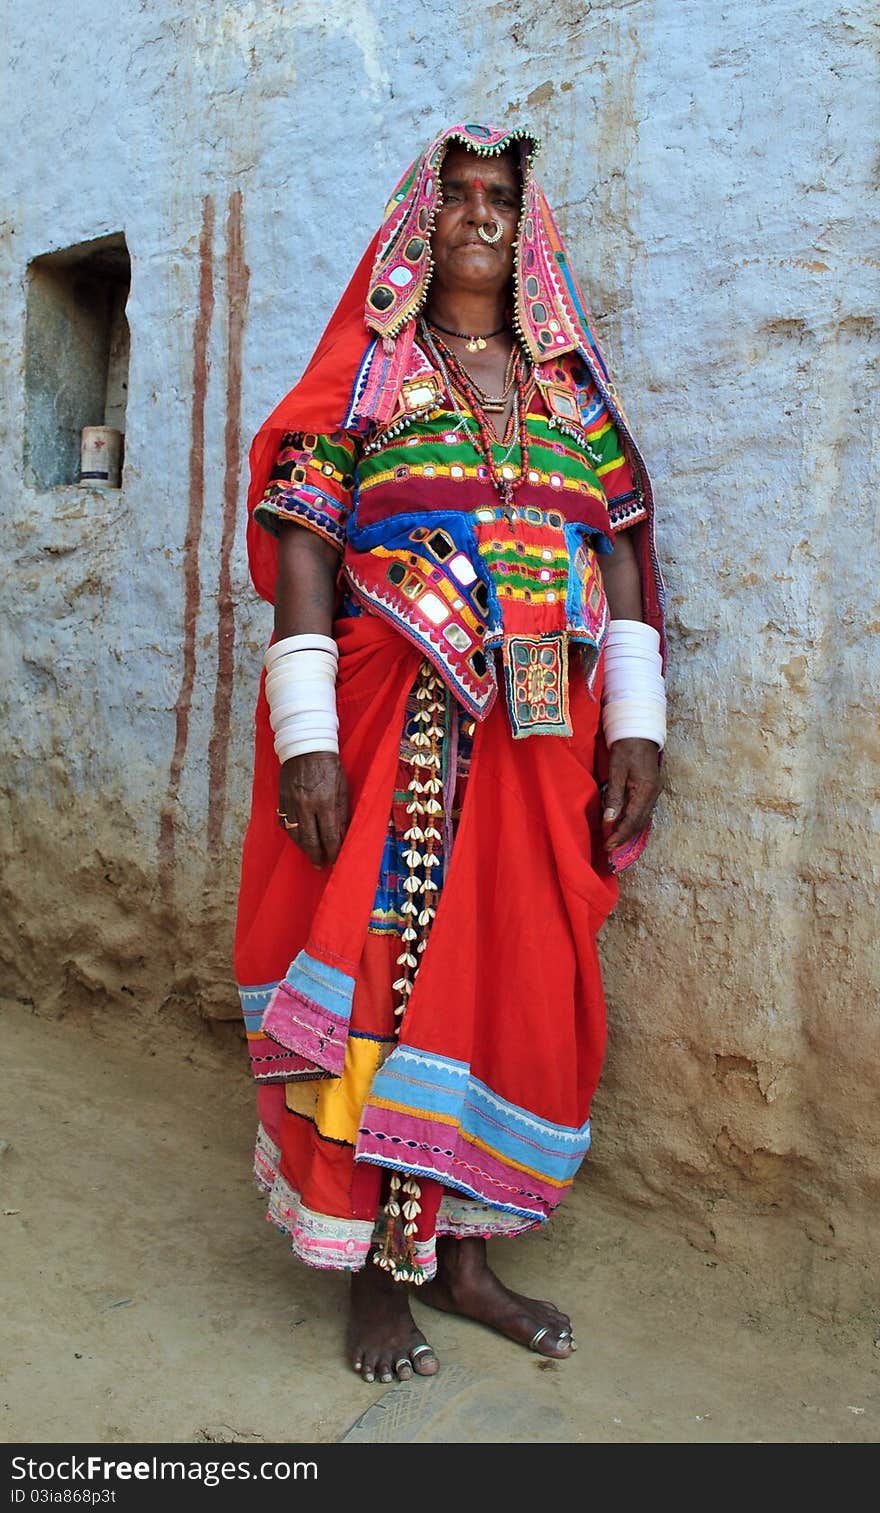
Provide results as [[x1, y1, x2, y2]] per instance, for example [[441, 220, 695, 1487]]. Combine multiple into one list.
[[1, 997, 878, 1445]]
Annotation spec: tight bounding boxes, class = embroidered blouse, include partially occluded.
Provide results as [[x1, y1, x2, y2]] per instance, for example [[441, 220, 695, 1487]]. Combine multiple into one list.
[[254, 343, 644, 737]]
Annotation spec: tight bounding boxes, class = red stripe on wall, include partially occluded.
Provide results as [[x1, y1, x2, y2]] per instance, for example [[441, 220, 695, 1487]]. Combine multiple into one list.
[[159, 194, 215, 889], [207, 189, 250, 857]]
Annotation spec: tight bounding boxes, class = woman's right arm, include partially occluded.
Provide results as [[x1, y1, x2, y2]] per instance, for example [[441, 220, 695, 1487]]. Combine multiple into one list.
[[273, 523, 350, 868]]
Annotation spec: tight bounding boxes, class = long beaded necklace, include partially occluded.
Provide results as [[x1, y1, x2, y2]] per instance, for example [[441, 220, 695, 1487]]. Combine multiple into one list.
[[419, 319, 531, 525]]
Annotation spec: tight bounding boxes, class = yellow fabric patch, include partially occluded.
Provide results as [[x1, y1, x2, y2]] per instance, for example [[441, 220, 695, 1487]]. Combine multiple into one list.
[[284, 1036, 387, 1145], [284, 1081, 321, 1120]]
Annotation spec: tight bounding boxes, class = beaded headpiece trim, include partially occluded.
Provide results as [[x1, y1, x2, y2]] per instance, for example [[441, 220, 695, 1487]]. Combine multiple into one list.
[[364, 122, 608, 379]]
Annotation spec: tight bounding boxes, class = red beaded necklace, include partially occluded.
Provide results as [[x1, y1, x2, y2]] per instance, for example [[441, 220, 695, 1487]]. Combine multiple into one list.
[[421, 323, 531, 524]]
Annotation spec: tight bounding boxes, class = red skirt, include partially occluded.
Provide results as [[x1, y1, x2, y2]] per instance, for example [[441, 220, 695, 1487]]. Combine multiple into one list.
[[234, 614, 618, 1277]]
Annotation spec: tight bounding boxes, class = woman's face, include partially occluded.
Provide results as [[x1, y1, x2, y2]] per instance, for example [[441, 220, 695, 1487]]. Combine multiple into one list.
[[430, 145, 520, 299]]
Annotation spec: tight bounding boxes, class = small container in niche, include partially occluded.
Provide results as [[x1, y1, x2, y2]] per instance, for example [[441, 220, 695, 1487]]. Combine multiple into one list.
[[79, 426, 123, 488]]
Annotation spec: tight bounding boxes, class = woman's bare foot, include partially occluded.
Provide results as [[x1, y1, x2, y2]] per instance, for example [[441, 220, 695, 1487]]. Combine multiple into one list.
[[418, 1237, 575, 1358], [348, 1257, 440, 1383]]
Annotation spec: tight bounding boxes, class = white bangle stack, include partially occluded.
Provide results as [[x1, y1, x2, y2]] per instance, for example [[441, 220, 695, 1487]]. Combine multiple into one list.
[[601, 619, 666, 750], [264, 633, 339, 763]]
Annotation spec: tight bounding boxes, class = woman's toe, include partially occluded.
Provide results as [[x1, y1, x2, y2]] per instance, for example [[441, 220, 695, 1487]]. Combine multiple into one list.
[[536, 1304, 571, 1340], [395, 1357, 413, 1381], [410, 1342, 439, 1376], [530, 1322, 573, 1357]]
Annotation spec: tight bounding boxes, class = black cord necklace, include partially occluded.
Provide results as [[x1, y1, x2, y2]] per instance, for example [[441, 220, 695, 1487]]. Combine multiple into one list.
[[426, 318, 507, 353]]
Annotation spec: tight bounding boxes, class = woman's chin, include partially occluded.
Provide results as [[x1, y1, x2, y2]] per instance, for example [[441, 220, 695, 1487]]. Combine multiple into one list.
[[440, 251, 509, 291]]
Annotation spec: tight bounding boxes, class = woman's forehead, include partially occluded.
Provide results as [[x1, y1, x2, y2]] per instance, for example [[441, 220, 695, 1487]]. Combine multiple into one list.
[[440, 144, 519, 184]]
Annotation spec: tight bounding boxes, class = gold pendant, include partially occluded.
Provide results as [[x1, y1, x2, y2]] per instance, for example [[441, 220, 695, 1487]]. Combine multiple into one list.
[[465, 336, 487, 352]]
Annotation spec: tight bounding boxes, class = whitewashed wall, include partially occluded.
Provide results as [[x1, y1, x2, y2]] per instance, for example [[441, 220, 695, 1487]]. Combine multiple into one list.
[[1, 1, 876, 1308]]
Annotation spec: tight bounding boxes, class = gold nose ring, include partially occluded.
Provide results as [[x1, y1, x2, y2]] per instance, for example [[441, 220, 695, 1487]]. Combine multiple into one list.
[[477, 221, 503, 245]]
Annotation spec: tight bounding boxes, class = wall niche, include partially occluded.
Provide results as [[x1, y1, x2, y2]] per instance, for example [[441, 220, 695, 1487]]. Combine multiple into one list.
[[25, 232, 131, 490]]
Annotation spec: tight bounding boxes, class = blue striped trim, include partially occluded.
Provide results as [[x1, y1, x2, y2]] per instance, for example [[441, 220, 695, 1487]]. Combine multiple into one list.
[[369, 1049, 591, 1182], [238, 981, 278, 1033], [283, 950, 354, 1024], [465, 1081, 590, 1181], [554, 256, 609, 379]]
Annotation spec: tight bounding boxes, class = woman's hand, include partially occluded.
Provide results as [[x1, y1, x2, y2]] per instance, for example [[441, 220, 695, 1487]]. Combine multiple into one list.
[[602, 737, 663, 853], [278, 752, 350, 868]]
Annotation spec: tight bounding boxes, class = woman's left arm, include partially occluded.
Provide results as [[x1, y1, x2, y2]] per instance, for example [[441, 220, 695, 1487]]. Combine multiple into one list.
[[599, 527, 664, 853]]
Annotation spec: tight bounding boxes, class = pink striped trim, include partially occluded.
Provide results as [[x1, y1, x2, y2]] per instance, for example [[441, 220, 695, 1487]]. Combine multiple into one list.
[[261, 984, 347, 1077], [248, 1034, 319, 1082], [357, 1105, 567, 1219]]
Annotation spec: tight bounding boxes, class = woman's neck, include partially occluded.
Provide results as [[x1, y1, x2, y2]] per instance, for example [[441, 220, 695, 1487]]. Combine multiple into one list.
[[425, 289, 508, 339]]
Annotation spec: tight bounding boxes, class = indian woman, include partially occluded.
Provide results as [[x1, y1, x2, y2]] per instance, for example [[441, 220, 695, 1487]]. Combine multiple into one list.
[[234, 122, 666, 1385]]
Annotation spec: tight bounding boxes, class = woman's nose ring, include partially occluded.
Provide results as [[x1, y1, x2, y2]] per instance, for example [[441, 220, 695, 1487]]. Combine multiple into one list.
[[477, 221, 503, 245]]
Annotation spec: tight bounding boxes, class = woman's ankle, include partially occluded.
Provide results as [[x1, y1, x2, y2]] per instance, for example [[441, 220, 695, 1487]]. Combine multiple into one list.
[[436, 1235, 488, 1280]]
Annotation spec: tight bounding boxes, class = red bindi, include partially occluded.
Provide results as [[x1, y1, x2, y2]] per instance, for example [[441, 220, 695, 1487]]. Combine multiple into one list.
[[472, 177, 487, 191]]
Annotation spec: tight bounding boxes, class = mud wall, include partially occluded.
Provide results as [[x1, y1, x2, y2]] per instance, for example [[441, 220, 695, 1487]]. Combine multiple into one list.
[[1, 1, 876, 1307]]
